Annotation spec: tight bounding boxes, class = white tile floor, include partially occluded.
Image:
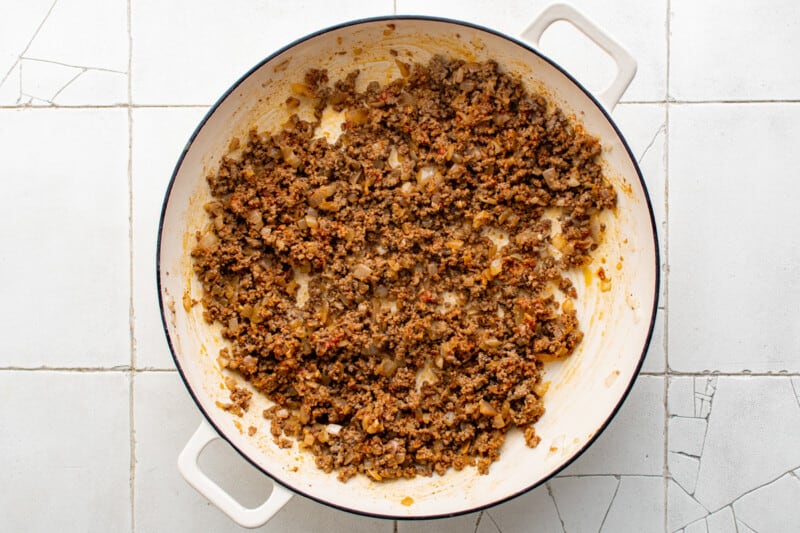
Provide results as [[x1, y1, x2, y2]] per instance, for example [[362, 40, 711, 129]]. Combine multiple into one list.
[[2, 1, 799, 531]]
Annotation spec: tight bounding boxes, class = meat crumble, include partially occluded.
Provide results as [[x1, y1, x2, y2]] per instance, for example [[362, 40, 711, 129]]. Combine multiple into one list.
[[191, 55, 616, 482]]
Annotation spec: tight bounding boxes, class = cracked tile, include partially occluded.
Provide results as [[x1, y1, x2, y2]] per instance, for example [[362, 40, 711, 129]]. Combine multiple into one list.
[[735, 519, 757, 533], [732, 473, 800, 532], [0, 0, 53, 96], [668, 417, 707, 458], [791, 377, 800, 408], [692, 378, 800, 512], [131, 0, 393, 105], [52, 68, 127, 105], [475, 513, 502, 533], [549, 476, 619, 532], [705, 506, 735, 533], [669, 452, 700, 495], [17, 57, 81, 104], [483, 485, 562, 532], [682, 518, 706, 533], [668, 479, 708, 532], [1, 0, 128, 105], [561, 376, 664, 476], [693, 376, 718, 418], [669, 104, 800, 372], [600, 477, 664, 532], [25, 0, 128, 73], [0, 108, 130, 367], [669, 376, 800, 530]]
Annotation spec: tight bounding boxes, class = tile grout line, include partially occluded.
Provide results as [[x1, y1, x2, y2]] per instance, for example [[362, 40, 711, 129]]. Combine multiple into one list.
[[663, 0, 672, 531], [127, 0, 136, 530]]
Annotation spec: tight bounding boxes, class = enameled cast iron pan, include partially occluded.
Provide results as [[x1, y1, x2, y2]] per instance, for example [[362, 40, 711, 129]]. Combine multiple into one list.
[[158, 4, 659, 527]]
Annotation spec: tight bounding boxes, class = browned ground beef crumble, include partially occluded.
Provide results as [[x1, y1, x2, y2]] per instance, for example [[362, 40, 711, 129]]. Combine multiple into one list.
[[191, 55, 616, 482]]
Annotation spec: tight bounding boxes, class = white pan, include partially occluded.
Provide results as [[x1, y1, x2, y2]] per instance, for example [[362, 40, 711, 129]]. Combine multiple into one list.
[[158, 4, 659, 527]]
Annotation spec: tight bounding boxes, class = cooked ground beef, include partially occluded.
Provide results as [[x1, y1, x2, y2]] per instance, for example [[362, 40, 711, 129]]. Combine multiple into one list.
[[191, 55, 615, 482]]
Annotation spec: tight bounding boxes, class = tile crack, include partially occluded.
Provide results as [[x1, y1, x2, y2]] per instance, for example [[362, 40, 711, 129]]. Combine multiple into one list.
[[724, 468, 800, 514], [598, 475, 621, 532], [21, 55, 127, 75], [49, 68, 87, 103], [484, 510, 503, 533], [0, 0, 59, 90], [637, 122, 666, 165], [546, 482, 567, 533], [473, 510, 484, 533]]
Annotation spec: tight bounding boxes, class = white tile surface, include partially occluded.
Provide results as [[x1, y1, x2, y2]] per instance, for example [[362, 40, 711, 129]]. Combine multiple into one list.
[[549, 476, 619, 532], [483, 485, 563, 532], [396, 0, 667, 102], [600, 476, 664, 532], [0, 108, 130, 368], [669, 103, 800, 372], [733, 473, 800, 532], [670, 0, 800, 101], [560, 376, 664, 476], [131, 0, 394, 105], [0, 371, 130, 532], [131, 107, 208, 369], [4, 1, 800, 531], [668, 376, 800, 530], [0, 0, 128, 106]]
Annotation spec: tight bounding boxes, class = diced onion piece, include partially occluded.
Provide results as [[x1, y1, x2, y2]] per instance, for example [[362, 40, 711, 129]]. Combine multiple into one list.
[[479, 400, 498, 417], [198, 231, 218, 249], [492, 414, 506, 428], [395, 59, 411, 77], [281, 146, 301, 168], [290, 82, 316, 98], [416, 165, 436, 187], [352, 263, 372, 280], [481, 337, 502, 350], [345, 107, 370, 125], [376, 357, 399, 377], [388, 146, 401, 169], [542, 167, 560, 189], [489, 258, 503, 277], [551, 233, 567, 251], [400, 181, 416, 196], [472, 210, 492, 230], [308, 184, 338, 207]]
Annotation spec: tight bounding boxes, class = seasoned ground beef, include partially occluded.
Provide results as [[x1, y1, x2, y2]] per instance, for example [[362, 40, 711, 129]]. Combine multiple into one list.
[[191, 55, 615, 482]]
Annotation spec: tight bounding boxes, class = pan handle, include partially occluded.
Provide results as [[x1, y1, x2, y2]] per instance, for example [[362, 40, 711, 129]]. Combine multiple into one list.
[[521, 3, 637, 111], [178, 421, 294, 528]]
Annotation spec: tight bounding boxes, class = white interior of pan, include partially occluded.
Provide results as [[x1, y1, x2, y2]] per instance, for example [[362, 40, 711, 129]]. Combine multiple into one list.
[[159, 18, 657, 518]]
